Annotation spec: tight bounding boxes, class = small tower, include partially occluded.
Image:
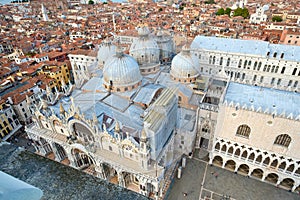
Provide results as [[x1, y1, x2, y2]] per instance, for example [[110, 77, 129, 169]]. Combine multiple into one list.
[[41, 4, 49, 22], [139, 129, 150, 170]]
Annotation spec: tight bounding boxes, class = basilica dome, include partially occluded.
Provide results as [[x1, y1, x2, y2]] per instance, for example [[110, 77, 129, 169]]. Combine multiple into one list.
[[103, 49, 142, 92], [97, 39, 116, 68], [170, 46, 199, 83], [129, 26, 160, 74]]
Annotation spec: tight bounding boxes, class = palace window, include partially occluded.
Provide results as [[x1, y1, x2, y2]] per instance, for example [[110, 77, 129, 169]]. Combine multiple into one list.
[[271, 65, 275, 73], [292, 68, 297, 75], [226, 58, 230, 67], [274, 134, 291, 147], [238, 59, 242, 68], [220, 57, 223, 65], [257, 62, 262, 71], [253, 61, 257, 70], [236, 124, 251, 138]]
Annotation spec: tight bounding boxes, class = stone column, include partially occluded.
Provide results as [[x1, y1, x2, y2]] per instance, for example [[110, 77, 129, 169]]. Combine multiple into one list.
[[261, 174, 266, 181], [276, 179, 281, 186], [234, 165, 239, 173], [222, 161, 226, 168], [95, 163, 106, 180], [117, 170, 125, 188], [65, 148, 77, 168]]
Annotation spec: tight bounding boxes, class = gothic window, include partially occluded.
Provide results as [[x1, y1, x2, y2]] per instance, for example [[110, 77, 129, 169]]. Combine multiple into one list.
[[263, 65, 267, 72], [276, 78, 281, 85], [238, 59, 242, 68], [212, 56, 216, 65], [236, 124, 251, 138], [292, 68, 297, 75], [209, 56, 212, 64], [219, 57, 223, 65], [253, 61, 257, 70], [267, 65, 271, 72], [260, 76, 264, 83], [280, 53, 284, 59], [253, 75, 257, 81], [274, 134, 291, 147], [109, 146, 112, 151], [257, 62, 262, 71], [271, 78, 275, 85], [271, 65, 275, 73], [202, 124, 210, 133], [244, 60, 247, 68], [226, 58, 230, 66], [281, 67, 286, 74], [273, 52, 277, 58], [294, 81, 298, 87]]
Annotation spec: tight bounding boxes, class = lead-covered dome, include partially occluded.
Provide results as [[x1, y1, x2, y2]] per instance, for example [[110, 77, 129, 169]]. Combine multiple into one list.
[[170, 46, 199, 83], [103, 49, 142, 92], [129, 26, 160, 74], [97, 39, 116, 68]]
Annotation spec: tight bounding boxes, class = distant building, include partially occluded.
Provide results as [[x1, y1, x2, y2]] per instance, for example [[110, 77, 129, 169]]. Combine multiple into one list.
[[250, 5, 268, 24], [191, 36, 300, 92]]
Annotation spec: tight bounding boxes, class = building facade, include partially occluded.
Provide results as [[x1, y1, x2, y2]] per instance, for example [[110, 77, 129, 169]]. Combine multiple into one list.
[[210, 82, 300, 191], [191, 36, 300, 92]]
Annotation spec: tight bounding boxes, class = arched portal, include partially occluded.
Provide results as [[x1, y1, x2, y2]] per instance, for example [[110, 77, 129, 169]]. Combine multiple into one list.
[[265, 173, 278, 184], [54, 143, 68, 163], [71, 122, 95, 143], [251, 168, 263, 179], [122, 172, 139, 192], [224, 160, 236, 171], [237, 164, 249, 175], [212, 156, 223, 167], [72, 148, 94, 169], [39, 137, 53, 156], [279, 178, 295, 190]]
